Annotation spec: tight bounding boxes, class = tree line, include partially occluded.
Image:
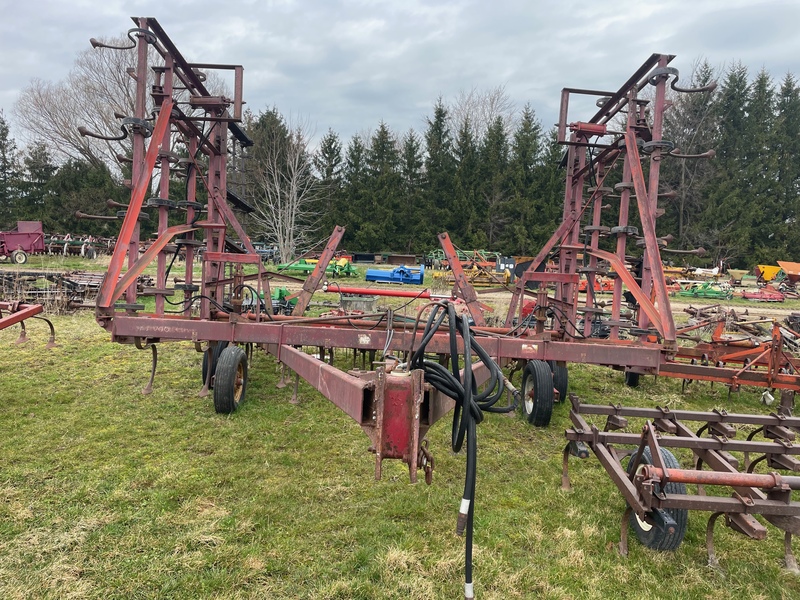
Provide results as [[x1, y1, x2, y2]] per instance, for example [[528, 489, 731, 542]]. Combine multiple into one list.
[[3, 56, 800, 269]]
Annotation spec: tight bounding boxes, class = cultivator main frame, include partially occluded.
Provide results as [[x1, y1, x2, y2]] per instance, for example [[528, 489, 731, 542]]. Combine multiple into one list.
[[86, 17, 800, 592]]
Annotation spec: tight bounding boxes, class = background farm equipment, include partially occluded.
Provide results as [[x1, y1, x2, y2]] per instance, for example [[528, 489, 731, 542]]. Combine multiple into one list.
[[432, 263, 510, 288], [0, 269, 155, 310], [364, 264, 424, 284], [728, 268, 749, 285], [278, 257, 358, 278], [44, 235, 100, 259], [678, 281, 733, 300], [756, 264, 783, 284], [742, 284, 785, 302], [0, 221, 45, 264], [425, 248, 500, 270]]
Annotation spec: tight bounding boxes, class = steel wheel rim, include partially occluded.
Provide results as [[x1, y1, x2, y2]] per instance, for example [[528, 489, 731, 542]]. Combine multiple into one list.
[[633, 465, 653, 531], [233, 362, 244, 401], [522, 376, 534, 414]]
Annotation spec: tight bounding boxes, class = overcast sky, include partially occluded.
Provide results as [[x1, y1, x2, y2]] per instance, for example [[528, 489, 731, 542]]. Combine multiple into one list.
[[2, 0, 799, 146]]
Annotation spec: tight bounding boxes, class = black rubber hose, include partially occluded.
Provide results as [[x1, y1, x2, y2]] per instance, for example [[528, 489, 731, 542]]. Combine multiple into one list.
[[409, 300, 513, 597]]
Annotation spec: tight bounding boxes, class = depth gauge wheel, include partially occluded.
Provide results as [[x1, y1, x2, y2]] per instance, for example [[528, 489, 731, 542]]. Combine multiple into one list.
[[520, 359, 554, 427], [626, 446, 688, 551], [11, 250, 27, 265], [214, 345, 248, 414], [202, 341, 229, 388], [547, 360, 568, 403], [624, 372, 640, 388]]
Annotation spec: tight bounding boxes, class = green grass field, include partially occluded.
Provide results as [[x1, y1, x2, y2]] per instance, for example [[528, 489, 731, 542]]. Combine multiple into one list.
[[2, 303, 800, 599]]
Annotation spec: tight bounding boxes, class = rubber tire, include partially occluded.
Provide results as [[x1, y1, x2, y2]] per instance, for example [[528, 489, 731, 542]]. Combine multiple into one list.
[[214, 345, 248, 414], [548, 360, 568, 403], [11, 250, 27, 265], [624, 372, 640, 388], [626, 447, 688, 551], [202, 341, 229, 388], [520, 359, 555, 427], [86, 247, 97, 260]]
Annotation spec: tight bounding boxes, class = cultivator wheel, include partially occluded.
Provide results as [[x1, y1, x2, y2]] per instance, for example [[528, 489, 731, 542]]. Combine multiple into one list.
[[626, 447, 688, 551], [521, 359, 555, 427], [548, 360, 568, 403], [214, 345, 248, 414], [202, 341, 229, 388], [624, 372, 640, 388]]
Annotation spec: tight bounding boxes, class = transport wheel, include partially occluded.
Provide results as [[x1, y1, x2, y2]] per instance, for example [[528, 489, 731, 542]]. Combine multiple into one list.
[[202, 341, 229, 388], [624, 371, 640, 387], [11, 250, 27, 265], [214, 345, 248, 414], [626, 447, 688, 551], [548, 360, 568, 403], [520, 359, 554, 427]]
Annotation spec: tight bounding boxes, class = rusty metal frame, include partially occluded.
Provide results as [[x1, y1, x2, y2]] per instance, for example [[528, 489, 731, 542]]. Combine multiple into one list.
[[89, 26, 800, 490], [563, 394, 800, 568]]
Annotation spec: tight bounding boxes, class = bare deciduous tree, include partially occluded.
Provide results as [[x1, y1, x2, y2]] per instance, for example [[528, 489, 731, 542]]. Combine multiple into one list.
[[246, 110, 321, 264], [14, 36, 139, 172], [13, 34, 229, 177], [448, 85, 517, 141]]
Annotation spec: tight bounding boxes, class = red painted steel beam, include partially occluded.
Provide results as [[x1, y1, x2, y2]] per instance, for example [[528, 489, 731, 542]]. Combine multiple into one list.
[[202, 252, 261, 264], [109, 316, 663, 368], [624, 128, 675, 343], [97, 98, 174, 308], [521, 273, 579, 284], [101, 223, 197, 308], [323, 284, 443, 299], [291, 226, 345, 316], [572, 246, 665, 338], [0, 303, 43, 331], [270, 343, 372, 423], [437, 232, 485, 327]]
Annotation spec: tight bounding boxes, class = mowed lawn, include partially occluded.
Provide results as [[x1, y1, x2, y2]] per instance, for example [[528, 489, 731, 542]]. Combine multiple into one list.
[[1, 311, 800, 599]]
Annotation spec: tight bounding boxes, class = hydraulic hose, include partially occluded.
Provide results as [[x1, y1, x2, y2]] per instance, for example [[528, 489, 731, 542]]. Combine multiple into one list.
[[410, 300, 519, 599]]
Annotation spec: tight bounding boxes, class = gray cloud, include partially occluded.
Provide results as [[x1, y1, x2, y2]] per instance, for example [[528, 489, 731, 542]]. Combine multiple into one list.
[[2, 0, 798, 144]]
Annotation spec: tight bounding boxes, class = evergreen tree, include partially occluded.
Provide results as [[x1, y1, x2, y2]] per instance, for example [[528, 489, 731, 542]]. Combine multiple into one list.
[[399, 129, 426, 252], [423, 99, 456, 244], [660, 60, 719, 246], [451, 118, 479, 245], [341, 134, 368, 249], [477, 116, 510, 248], [775, 73, 800, 258], [0, 111, 20, 229], [743, 69, 778, 264], [530, 129, 568, 252], [19, 141, 58, 224], [697, 62, 752, 266], [502, 104, 545, 254], [359, 122, 401, 250], [313, 128, 344, 238], [48, 159, 125, 237]]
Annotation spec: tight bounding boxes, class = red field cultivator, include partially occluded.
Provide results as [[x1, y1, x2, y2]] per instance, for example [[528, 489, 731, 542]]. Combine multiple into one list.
[[85, 18, 800, 595]]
